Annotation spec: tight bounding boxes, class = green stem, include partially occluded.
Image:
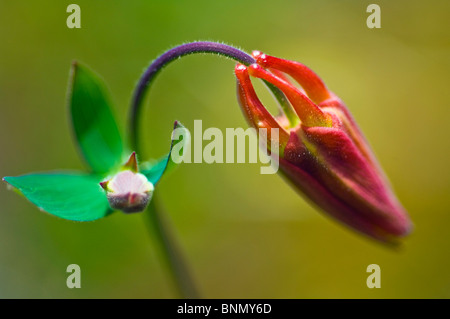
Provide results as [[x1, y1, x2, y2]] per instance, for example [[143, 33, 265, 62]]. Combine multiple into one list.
[[144, 195, 199, 298]]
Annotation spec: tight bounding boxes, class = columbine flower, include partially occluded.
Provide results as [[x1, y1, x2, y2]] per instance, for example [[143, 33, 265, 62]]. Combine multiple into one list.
[[3, 62, 189, 221], [235, 51, 412, 243]]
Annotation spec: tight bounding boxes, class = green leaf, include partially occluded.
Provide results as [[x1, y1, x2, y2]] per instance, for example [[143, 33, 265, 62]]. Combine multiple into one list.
[[3, 172, 112, 221], [68, 62, 123, 174], [141, 121, 190, 185]]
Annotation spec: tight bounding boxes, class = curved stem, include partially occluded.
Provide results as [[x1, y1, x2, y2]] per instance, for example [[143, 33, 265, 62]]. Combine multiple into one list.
[[129, 41, 255, 154], [130, 41, 286, 299], [130, 42, 255, 298]]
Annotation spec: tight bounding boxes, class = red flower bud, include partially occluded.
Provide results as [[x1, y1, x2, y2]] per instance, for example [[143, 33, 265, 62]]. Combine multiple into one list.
[[235, 51, 412, 243]]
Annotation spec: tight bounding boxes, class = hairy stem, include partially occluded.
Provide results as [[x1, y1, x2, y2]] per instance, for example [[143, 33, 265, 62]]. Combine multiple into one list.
[[131, 42, 255, 298], [129, 41, 256, 154], [145, 195, 199, 298], [131, 41, 289, 299]]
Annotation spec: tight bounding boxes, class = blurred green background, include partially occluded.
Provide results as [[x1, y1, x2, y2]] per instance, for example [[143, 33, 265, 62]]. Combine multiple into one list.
[[0, 0, 449, 298]]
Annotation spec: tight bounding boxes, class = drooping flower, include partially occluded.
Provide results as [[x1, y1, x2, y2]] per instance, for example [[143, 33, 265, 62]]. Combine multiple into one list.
[[235, 51, 412, 243], [3, 62, 189, 221]]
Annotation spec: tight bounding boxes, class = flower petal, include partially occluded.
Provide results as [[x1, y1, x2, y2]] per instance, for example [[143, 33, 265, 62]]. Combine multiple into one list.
[[301, 123, 411, 237]]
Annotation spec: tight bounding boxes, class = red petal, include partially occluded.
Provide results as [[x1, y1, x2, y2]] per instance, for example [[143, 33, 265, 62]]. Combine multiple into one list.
[[298, 120, 412, 238], [253, 51, 331, 104], [235, 64, 290, 151], [247, 64, 332, 128]]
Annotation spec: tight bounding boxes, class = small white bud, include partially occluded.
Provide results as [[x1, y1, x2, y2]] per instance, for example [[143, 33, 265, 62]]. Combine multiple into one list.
[[101, 170, 154, 213]]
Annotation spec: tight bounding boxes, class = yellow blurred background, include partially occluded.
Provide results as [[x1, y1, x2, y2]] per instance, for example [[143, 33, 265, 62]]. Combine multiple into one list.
[[0, 0, 449, 298]]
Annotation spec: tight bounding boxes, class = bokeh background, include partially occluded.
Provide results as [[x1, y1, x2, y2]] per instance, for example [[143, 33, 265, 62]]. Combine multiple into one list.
[[0, 0, 449, 298]]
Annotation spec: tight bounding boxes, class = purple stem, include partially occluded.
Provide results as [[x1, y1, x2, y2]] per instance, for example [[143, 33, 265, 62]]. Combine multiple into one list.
[[128, 41, 255, 153]]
